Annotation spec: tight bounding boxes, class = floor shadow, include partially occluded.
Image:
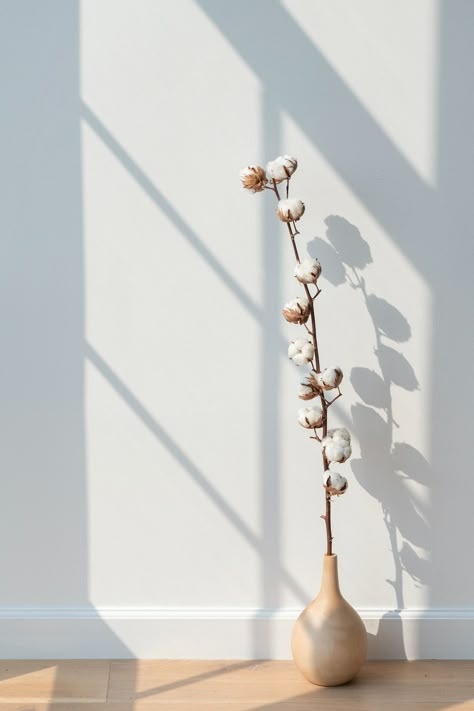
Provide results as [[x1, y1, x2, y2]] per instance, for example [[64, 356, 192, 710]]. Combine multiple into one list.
[[245, 670, 474, 711], [112, 660, 258, 702]]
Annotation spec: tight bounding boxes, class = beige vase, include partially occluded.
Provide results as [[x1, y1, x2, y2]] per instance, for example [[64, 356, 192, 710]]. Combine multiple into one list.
[[291, 554, 367, 686]]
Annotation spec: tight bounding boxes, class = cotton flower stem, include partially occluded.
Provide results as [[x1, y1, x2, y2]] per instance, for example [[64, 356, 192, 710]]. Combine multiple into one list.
[[290, 235, 301, 263], [270, 179, 280, 197], [270, 177, 334, 554], [325, 491, 333, 554], [287, 230, 319, 367], [271, 181, 300, 263], [325, 388, 342, 408], [286, 238, 320, 369]]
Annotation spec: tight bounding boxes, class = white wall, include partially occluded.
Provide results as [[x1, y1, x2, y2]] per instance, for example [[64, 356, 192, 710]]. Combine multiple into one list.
[[0, 0, 472, 659]]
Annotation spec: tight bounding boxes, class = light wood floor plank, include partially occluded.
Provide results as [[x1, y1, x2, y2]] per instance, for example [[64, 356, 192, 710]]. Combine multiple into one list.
[[108, 660, 306, 704], [0, 660, 110, 702], [107, 660, 474, 706], [0, 660, 470, 708], [0, 704, 472, 710]]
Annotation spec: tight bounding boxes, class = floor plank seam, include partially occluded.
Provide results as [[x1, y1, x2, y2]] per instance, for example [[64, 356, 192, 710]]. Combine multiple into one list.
[[104, 660, 112, 703]]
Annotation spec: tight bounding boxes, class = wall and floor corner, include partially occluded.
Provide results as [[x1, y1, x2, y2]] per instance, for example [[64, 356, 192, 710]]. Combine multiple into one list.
[[0, 0, 472, 660]]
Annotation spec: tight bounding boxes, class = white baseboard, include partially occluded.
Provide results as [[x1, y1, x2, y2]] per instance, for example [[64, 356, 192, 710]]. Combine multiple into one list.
[[0, 607, 472, 659]]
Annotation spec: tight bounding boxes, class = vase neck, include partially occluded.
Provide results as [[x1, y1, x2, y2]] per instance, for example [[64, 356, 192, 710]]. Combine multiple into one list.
[[319, 554, 342, 598]]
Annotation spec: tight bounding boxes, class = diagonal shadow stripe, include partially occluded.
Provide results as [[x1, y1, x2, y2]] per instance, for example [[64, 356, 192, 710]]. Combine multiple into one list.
[[85, 341, 310, 604], [80, 101, 262, 322], [81, 101, 349, 367], [196, 0, 441, 280], [133, 661, 256, 701]]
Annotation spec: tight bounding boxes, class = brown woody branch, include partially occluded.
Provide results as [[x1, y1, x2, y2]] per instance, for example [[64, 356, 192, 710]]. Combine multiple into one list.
[[269, 178, 334, 555]]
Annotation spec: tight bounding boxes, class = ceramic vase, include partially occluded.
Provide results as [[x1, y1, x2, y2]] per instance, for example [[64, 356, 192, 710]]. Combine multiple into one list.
[[291, 554, 367, 686]]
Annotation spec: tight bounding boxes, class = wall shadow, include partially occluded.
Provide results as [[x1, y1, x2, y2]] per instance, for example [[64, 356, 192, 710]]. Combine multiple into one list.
[[0, 2, 471, 701], [427, 0, 474, 645], [0, 0, 133, 699], [255, 91, 283, 657], [86, 342, 309, 608], [196, 0, 474, 661], [309, 216, 430, 659], [0, 0, 86, 614], [0, 0, 311, 677]]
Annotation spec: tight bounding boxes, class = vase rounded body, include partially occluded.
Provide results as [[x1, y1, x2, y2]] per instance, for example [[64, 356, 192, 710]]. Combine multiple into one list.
[[291, 554, 367, 686]]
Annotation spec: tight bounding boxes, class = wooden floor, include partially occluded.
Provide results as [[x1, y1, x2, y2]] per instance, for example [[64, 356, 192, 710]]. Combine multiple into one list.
[[0, 660, 471, 710]]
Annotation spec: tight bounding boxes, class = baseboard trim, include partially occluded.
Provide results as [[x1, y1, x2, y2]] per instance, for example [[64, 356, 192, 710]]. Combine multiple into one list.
[[0, 606, 472, 659]]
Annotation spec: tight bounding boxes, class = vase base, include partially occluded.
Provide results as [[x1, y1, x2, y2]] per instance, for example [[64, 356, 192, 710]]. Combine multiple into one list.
[[291, 555, 367, 686]]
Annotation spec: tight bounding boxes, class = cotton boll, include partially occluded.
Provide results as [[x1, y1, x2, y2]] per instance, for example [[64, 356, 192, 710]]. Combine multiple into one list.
[[321, 434, 331, 448], [323, 471, 348, 496], [298, 406, 324, 429], [239, 165, 267, 192], [322, 428, 352, 461], [324, 440, 352, 463], [294, 258, 322, 284], [277, 198, 305, 222], [282, 296, 310, 324], [326, 428, 351, 443], [288, 338, 314, 366], [298, 383, 317, 400], [298, 373, 321, 400], [332, 430, 351, 445], [266, 155, 298, 183], [317, 367, 343, 390]]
